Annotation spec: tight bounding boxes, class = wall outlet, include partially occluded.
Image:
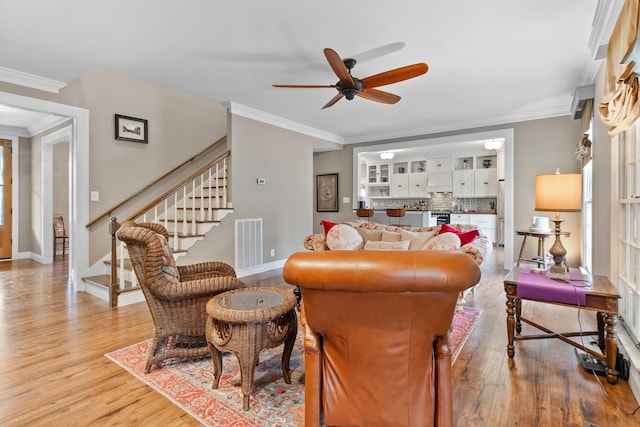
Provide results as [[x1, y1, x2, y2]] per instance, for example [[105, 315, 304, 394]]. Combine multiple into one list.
[[270, 249, 275, 257]]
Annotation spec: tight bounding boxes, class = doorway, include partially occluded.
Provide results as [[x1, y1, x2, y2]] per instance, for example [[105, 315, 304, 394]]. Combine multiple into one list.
[[0, 91, 90, 291]]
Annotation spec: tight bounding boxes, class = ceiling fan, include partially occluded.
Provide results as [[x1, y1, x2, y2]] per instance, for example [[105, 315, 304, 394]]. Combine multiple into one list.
[[273, 48, 429, 109]]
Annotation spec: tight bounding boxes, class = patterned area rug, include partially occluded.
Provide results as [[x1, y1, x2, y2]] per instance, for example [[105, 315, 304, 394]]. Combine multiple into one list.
[[105, 306, 482, 426]]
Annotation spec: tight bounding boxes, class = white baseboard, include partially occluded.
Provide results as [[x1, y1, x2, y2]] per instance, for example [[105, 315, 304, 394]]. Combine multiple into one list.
[[236, 259, 286, 278]]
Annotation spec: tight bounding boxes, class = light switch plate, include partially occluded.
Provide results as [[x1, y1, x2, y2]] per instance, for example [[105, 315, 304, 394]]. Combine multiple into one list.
[[90, 191, 99, 201], [342, 196, 350, 203]]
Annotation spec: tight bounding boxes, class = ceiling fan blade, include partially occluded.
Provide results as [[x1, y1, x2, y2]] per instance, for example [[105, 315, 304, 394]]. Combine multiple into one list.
[[361, 63, 429, 88], [358, 88, 401, 104], [321, 93, 344, 109], [324, 48, 353, 84], [273, 84, 336, 88]]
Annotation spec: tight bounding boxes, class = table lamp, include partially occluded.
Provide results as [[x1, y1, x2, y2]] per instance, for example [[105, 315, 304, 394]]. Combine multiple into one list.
[[535, 169, 582, 282]]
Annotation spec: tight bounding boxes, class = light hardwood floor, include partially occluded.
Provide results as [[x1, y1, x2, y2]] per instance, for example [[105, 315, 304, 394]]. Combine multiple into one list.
[[0, 250, 639, 426]]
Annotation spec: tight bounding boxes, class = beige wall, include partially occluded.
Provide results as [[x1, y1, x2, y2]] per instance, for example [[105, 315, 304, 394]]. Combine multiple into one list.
[[179, 114, 314, 267], [313, 115, 584, 267], [50, 67, 228, 262]]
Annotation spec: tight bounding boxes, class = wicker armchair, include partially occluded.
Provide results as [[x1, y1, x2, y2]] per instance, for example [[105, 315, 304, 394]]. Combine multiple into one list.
[[116, 221, 245, 373]]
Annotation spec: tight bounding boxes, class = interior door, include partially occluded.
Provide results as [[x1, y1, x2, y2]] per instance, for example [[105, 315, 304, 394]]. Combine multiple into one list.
[[0, 139, 12, 258]]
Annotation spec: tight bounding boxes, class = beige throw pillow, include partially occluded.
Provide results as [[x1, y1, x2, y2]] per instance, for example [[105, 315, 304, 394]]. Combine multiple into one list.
[[398, 229, 437, 250], [356, 228, 383, 243], [381, 231, 402, 242]]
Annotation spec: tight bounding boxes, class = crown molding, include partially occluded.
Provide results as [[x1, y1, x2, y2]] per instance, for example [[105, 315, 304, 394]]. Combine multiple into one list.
[[0, 124, 29, 137], [222, 101, 344, 144], [0, 66, 67, 93]]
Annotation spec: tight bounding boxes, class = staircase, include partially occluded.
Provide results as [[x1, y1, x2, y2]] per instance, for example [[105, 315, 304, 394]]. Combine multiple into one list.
[[82, 144, 233, 307]]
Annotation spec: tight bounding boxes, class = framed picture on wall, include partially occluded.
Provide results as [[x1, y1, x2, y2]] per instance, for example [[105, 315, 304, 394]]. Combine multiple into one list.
[[317, 173, 338, 212], [114, 114, 148, 143]]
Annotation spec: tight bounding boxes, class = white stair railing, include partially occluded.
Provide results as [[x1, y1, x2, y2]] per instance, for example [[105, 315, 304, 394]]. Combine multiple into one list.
[[108, 154, 232, 306]]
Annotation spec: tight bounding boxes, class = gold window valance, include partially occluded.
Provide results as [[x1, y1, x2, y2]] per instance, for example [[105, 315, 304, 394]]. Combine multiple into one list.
[[599, 0, 640, 136]]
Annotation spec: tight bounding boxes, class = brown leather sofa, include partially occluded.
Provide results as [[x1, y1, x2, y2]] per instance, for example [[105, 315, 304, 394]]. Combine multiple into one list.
[[283, 250, 481, 427]]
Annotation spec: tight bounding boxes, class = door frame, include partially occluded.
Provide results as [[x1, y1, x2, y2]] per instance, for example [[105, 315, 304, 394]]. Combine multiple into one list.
[[0, 91, 89, 291], [0, 135, 18, 259]]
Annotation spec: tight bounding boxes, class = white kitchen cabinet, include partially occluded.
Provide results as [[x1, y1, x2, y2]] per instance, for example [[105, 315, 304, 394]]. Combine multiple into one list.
[[452, 170, 475, 197], [367, 163, 390, 184], [450, 213, 470, 224], [470, 214, 497, 243], [474, 168, 498, 197], [390, 173, 409, 197], [408, 173, 428, 197], [426, 157, 452, 172]]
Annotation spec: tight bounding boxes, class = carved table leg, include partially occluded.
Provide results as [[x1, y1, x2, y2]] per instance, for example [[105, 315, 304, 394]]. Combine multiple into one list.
[[506, 296, 516, 358], [604, 313, 619, 384], [280, 310, 298, 384], [515, 298, 522, 334], [208, 341, 223, 389]]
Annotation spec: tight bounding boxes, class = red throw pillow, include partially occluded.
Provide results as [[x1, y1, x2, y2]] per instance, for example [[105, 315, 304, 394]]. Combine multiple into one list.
[[438, 223, 480, 246], [321, 220, 338, 235]]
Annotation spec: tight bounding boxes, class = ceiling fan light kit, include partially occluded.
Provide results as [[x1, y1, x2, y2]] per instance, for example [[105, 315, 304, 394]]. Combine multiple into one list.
[[273, 47, 428, 109]]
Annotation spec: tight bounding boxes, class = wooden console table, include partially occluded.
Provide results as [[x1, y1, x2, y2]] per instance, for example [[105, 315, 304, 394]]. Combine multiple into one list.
[[503, 267, 620, 384]]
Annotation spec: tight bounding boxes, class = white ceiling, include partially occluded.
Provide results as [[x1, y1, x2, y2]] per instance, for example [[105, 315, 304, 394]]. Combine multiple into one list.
[[0, 0, 613, 143]]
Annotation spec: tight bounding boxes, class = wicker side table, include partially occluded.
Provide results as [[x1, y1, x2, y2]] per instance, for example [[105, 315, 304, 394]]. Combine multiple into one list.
[[205, 287, 298, 410]]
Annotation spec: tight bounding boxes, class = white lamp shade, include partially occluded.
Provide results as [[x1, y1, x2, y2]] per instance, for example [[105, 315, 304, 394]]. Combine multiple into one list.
[[535, 172, 582, 212]]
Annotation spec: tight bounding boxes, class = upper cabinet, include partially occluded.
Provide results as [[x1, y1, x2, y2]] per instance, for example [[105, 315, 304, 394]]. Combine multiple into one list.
[[475, 168, 498, 197], [368, 163, 390, 184], [453, 169, 475, 197], [426, 157, 452, 172]]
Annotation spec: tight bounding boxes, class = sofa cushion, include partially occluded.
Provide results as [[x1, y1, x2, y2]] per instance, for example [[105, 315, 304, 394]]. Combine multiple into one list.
[[381, 231, 402, 242], [327, 224, 364, 250], [399, 229, 437, 250], [423, 232, 462, 251], [321, 220, 339, 234], [364, 240, 411, 250], [356, 227, 383, 243], [438, 223, 480, 246]]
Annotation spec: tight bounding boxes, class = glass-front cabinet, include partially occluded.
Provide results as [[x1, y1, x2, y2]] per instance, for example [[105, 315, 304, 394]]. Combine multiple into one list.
[[368, 163, 390, 184]]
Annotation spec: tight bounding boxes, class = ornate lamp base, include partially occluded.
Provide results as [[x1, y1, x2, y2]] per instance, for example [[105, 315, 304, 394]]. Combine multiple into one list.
[[547, 217, 570, 282]]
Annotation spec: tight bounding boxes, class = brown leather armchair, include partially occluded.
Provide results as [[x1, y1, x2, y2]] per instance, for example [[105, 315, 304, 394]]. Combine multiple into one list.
[[283, 250, 481, 427]]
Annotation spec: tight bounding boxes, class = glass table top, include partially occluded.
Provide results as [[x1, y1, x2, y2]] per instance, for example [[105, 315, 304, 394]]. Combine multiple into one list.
[[218, 289, 285, 311]]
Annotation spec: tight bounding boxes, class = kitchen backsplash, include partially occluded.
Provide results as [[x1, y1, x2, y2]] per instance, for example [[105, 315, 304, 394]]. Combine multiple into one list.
[[369, 192, 497, 212]]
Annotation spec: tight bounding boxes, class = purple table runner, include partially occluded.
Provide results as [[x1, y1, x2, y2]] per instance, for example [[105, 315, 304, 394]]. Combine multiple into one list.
[[516, 268, 586, 306]]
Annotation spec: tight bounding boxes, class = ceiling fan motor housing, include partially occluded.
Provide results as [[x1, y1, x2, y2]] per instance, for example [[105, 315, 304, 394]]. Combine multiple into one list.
[[338, 78, 363, 100]]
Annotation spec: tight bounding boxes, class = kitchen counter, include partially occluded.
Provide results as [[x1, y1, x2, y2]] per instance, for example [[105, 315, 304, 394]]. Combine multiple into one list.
[[451, 211, 497, 215]]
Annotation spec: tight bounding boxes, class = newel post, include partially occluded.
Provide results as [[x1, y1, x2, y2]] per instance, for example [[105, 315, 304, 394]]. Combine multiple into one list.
[[109, 217, 121, 307]]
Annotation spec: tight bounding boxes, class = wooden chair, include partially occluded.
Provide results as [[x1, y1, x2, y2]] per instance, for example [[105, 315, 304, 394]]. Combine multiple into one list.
[[116, 220, 246, 373], [53, 216, 69, 257]]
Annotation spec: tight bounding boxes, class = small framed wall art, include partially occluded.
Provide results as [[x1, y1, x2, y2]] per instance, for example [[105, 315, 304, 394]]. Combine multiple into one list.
[[316, 173, 338, 212], [114, 114, 148, 143]]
